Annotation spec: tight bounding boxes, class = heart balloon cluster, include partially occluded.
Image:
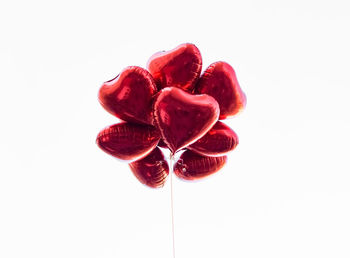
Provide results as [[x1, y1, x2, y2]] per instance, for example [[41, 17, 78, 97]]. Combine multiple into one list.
[[96, 43, 246, 188]]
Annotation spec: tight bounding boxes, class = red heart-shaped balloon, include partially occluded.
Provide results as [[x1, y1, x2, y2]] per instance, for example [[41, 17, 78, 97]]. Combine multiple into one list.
[[147, 43, 202, 91], [98, 66, 157, 125], [188, 121, 239, 156], [129, 147, 169, 188], [153, 87, 219, 153], [195, 61, 246, 119], [174, 150, 227, 180], [96, 123, 160, 162]]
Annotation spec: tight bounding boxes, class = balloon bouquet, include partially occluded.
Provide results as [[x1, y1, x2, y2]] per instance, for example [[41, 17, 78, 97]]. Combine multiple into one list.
[[97, 43, 246, 188]]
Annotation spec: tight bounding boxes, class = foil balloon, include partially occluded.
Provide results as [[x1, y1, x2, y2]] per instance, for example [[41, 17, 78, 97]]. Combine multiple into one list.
[[147, 43, 202, 91], [96, 123, 160, 162], [129, 147, 169, 188], [174, 150, 227, 180], [196, 61, 247, 119], [188, 121, 239, 156], [157, 138, 168, 149], [96, 42, 246, 187], [99, 66, 157, 125], [153, 87, 220, 154]]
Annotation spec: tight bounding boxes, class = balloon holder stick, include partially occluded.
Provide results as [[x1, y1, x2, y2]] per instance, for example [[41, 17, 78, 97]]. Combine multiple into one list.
[[169, 153, 176, 258]]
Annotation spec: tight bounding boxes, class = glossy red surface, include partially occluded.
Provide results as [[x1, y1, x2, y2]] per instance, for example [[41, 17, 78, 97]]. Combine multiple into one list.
[[157, 138, 168, 149], [97, 43, 247, 187], [129, 147, 169, 188], [174, 150, 227, 180], [147, 43, 202, 91], [153, 87, 219, 154], [96, 123, 160, 162], [195, 61, 246, 119], [98, 66, 157, 125], [188, 121, 238, 156]]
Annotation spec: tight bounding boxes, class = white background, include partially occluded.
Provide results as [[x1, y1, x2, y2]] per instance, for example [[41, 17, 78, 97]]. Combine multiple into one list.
[[1, 0, 350, 257]]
